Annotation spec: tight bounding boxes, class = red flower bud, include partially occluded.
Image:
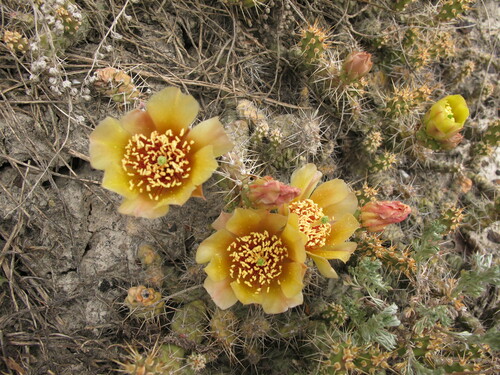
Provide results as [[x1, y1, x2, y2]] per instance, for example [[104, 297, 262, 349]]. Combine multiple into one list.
[[360, 200, 411, 232], [342, 51, 373, 81], [247, 176, 301, 209]]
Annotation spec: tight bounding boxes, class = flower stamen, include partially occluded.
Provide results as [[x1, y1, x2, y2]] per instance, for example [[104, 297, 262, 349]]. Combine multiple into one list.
[[122, 128, 194, 200], [227, 230, 288, 294], [289, 199, 332, 250]]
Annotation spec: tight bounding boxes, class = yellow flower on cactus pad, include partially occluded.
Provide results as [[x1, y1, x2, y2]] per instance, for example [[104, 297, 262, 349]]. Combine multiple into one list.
[[196, 208, 307, 314], [285, 164, 359, 278], [423, 95, 469, 141], [89, 87, 233, 218]]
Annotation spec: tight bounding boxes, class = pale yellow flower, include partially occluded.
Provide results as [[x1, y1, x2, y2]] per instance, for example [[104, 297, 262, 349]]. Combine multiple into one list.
[[423, 95, 469, 141], [285, 164, 359, 278], [89, 87, 233, 218], [196, 208, 307, 314]]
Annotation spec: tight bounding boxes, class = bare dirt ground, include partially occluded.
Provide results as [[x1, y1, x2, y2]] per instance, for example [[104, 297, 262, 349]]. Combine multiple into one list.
[[0, 1, 499, 374]]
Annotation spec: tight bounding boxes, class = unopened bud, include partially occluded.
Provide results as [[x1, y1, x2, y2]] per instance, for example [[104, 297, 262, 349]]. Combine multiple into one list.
[[342, 51, 373, 82], [360, 200, 411, 232]]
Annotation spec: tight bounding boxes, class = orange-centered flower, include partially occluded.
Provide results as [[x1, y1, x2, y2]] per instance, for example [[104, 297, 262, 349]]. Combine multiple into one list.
[[196, 208, 307, 314], [285, 164, 360, 278], [89, 87, 233, 218]]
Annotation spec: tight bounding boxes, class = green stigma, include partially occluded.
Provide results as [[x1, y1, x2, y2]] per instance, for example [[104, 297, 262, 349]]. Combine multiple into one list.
[[256, 258, 266, 266], [320, 216, 329, 224], [157, 156, 167, 166]]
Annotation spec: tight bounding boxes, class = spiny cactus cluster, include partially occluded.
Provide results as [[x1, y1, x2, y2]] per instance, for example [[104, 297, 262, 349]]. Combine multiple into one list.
[[438, 0, 476, 20], [92, 67, 140, 105], [3, 30, 28, 53]]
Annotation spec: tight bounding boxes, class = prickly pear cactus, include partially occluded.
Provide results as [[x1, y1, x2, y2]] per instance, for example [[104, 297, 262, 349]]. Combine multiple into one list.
[[120, 344, 185, 375]]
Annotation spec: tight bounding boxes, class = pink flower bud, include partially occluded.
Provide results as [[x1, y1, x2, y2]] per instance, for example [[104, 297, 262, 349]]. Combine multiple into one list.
[[342, 51, 373, 81], [247, 176, 301, 209], [360, 200, 411, 232]]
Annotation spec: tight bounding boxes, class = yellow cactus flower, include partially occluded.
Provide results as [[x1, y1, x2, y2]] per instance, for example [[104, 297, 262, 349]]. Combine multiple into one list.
[[196, 208, 307, 314], [89, 87, 233, 218], [285, 164, 359, 278], [423, 95, 469, 141]]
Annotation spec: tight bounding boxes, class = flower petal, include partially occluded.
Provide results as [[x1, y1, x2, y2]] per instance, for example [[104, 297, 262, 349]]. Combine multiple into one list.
[[323, 192, 359, 219], [310, 179, 352, 209], [212, 212, 233, 231], [187, 117, 234, 157], [279, 262, 306, 298], [89, 117, 130, 170], [204, 277, 238, 310], [101, 164, 136, 198], [225, 208, 266, 237], [118, 195, 170, 218], [326, 214, 360, 245], [189, 145, 218, 186], [191, 185, 204, 198], [281, 213, 307, 263], [261, 285, 303, 314], [290, 163, 322, 201], [196, 229, 234, 264], [205, 253, 231, 282], [308, 253, 339, 278], [153, 182, 196, 208], [121, 109, 156, 136], [309, 242, 357, 262], [230, 280, 261, 305], [146, 87, 199, 134]]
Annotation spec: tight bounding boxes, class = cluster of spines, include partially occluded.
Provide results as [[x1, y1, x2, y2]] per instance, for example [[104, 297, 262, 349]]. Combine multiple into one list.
[[370, 151, 397, 173], [92, 67, 140, 104], [471, 119, 500, 158], [299, 23, 329, 63], [317, 341, 393, 375], [393, 0, 417, 11], [358, 234, 417, 278], [385, 84, 432, 117], [437, 0, 476, 21], [119, 344, 209, 375], [3, 30, 29, 53], [54, 2, 82, 37]]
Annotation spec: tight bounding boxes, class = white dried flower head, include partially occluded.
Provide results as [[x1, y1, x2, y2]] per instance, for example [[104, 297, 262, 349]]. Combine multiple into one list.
[[29, 74, 40, 82], [110, 31, 123, 40], [29, 42, 39, 52], [70, 88, 78, 96], [104, 45, 113, 52], [62, 80, 72, 88], [54, 20, 64, 32], [75, 115, 85, 124], [50, 86, 62, 95], [31, 58, 47, 73], [48, 67, 60, 76], [84, 76, 96, 85], [82, 87, 91, 95], [82, 95, 91, 101], [46, 15, 55, 25], [48, 77, 58, 85]]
